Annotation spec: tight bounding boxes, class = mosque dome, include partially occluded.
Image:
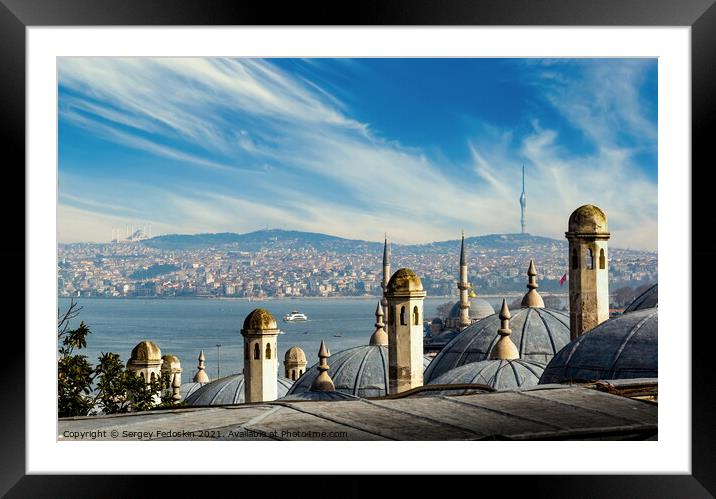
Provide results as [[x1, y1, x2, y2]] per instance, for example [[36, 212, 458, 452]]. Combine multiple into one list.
[[424, 307, 570, 383], [539, 308, 658, 384], [284, 346, 307, 364], [242, 308, 278, 331], [568, 204, 609, 234], [448, 298, 495, 321], [129, 340, 161, 362], [280, 391, 360, 402], [431, 317, 444, 325], [180, 381, 206, 400], [386, 268, 423, 293], [428, 359, 546, 391], [624, 283, 658, 313], [287, 345, 432, 398], [184, 373, 293, 406]]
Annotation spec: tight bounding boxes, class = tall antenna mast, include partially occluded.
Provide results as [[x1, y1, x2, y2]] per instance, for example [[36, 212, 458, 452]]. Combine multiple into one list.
[[520, 164, 527, 235]]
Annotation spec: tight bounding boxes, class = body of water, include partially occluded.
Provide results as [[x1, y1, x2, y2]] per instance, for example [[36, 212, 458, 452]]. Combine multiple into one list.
[[57, 296, 505, 380]]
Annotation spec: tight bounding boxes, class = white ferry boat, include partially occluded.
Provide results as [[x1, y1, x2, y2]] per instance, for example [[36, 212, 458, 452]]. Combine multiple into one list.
[[283, 310, 308, 322]]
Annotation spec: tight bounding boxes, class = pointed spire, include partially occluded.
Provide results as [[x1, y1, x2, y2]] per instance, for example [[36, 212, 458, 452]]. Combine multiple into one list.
[[383, 233, 390, 268], [193, 350, 210, 383], [490, 299, 519, 360], [369, 301, 389, 346], [459, 230, 466, 266], [520, 259, 545, 308], [310, 340, 335, 392]]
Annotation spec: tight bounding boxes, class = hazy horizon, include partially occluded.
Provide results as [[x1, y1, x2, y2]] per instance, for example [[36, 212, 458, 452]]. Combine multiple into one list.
[[58, 58, 658, 250]]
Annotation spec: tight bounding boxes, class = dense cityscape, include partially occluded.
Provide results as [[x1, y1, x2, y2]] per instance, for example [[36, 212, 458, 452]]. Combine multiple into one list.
[[57, 229, 657, 300]]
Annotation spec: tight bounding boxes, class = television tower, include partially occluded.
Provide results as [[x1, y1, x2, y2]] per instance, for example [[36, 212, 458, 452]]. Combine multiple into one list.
[[520, 164, 527, 234]]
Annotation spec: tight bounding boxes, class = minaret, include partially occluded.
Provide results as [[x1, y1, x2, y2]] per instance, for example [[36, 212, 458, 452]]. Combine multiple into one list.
[[241, 308, 280, 403], [310, 340, 335, 392], [490, 299, 519, 360], [566, 204, 611, 340], [193, 350, 210, 383], [520, 164, 527, 234], [369, 301, 389, 346], [520, 259, 545, 308], [457, 231, 471, 329], [381, 233, 391, 322], [385, 268, 426, 394]]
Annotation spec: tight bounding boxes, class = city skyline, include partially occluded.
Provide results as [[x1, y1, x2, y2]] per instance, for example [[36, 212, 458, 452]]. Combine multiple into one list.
[[58, 58, 658, 249]]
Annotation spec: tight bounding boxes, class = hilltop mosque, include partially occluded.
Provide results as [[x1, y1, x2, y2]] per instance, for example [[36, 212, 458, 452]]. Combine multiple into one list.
[[122, 203, 658, 408]]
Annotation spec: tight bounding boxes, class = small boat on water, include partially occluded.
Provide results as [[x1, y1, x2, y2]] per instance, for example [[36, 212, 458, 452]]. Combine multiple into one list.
[[283, 310, 308, 322], [333, 333, 342, 337]]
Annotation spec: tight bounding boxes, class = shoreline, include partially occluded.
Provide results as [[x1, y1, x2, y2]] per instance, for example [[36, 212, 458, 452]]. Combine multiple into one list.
[[58, 292, 569, 301]]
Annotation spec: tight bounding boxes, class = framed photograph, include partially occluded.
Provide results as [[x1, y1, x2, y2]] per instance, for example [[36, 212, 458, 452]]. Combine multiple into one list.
[[6, 0, 712, 495]]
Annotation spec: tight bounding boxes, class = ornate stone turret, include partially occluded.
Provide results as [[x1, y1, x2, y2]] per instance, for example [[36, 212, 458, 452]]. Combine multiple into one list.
[[385, 268, 426, 394], [310, 340, 335, 392], [193, 350, 210, 383], [381, 233, 391, 323], [284, 346, 307, 381], [161, 354, 182, 394], [520, 260, 545, 308], [241, 308, 280, 403], [566, 204, 610, 340], [490, 299, 519, 360], [127, 340, 163, 385], [457, 231, 471, 330], [369, 301, 389, 346]]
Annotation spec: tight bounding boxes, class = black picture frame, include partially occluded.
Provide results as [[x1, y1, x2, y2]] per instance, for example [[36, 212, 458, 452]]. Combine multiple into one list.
[[4, 0, 712, 496]]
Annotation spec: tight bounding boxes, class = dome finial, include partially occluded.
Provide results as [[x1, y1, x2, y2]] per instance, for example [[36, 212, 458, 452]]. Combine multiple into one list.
[[369, 301, 389, 346], [193, 350, 210, 383], [310, 340, 335, 392], [171, 373, 181, 403], [520, 259, 545, 308], [490, 299, 519, 360]]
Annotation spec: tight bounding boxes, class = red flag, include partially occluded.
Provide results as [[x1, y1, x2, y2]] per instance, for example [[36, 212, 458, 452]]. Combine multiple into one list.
[[559, 273, 567, 286]]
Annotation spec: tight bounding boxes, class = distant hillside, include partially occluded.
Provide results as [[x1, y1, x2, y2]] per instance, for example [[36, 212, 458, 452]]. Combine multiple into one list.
[[143, 229, 382, 253], [142, 229, 571, 253]]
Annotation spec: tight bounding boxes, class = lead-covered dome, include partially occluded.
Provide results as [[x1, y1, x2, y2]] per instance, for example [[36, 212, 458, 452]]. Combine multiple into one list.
[[568, 204, 608, 234], [448, 298, 495, 321], [287, 345, 432, 398], [386, 268, 423, 293], [539, 308, 658, 384], [428, 359, 546, 391], [424, 307, 570, 383], [624, 283, 658, 313], [184, 373, 293, 405]]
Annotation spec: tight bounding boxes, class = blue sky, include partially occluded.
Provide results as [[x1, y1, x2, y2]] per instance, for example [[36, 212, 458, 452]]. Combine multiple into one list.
[[58, 58, 657, 250]]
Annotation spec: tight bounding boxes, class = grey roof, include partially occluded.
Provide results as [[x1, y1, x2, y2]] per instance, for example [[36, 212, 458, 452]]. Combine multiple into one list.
[[424, 307, 571, 383], [624, 283, 658, 313], [424, 328, 460, 348], [287, 345, 432, 398], [180, 381, 206, 400], [448, 297, 495, 320], [184, 373, 293, 406], [428, 359, 546, 391], [59, 382, 658, 441], [280, 391, 360, 402], [539, 308, 658, 384]]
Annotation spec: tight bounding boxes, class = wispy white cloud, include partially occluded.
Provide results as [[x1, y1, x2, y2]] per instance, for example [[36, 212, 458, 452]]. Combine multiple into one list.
[[58, 58, 658, 250]]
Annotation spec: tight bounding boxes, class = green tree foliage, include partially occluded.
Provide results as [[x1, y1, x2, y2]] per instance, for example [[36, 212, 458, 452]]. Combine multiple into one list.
[[58, 300, 177, 417], [435, 301, 455, 319]]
